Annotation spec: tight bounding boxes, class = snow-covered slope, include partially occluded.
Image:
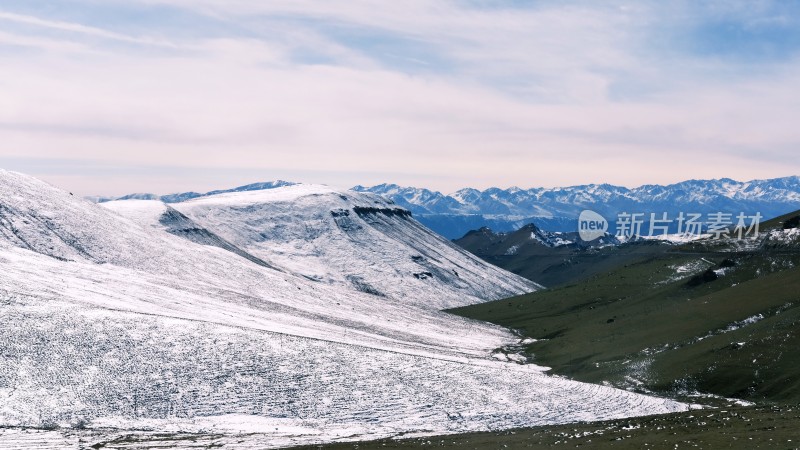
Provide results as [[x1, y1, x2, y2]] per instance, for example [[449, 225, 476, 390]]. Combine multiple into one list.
[[88, 180, 297, 204], [170, 184, 539, 310], [0, 170, 688, 447]]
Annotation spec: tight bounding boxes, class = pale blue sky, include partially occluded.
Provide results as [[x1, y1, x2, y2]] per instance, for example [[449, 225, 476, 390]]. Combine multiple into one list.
[[1, 1, 799, 195]]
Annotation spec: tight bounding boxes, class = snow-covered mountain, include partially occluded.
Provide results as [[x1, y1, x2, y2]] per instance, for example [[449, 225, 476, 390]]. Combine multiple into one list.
[[353, 177, 800, 238], [0, 170, 686, 448], [88, 180, 297, 204], [159, 184, 539, 310]]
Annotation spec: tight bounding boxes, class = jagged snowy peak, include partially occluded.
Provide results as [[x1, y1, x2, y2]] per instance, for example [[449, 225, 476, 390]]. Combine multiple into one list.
[[171, 184, 540, 310], [451, 187, 482, 205], [351, 183, 467, 215]]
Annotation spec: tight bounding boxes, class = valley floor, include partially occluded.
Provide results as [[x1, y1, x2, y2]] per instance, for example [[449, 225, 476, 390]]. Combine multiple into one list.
[[2, 404, 797, 449], [295, 404, 800, 450]]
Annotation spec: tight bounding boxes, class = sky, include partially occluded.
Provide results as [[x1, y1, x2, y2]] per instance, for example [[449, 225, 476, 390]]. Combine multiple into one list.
[[1, 0, 799, 196]]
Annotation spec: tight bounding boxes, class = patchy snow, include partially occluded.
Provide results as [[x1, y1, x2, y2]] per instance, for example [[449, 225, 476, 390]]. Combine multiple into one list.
[[550, 236, 575, 246], [725, 314, 764, 332], [656, 259, 715, 285], [662, 313, 769, 349], [713, 267, 733, 276], [765, 227, 800, 244], [684, 392, 756, 407], [529, 230, 575, 248], [638, 233, 709, 244]]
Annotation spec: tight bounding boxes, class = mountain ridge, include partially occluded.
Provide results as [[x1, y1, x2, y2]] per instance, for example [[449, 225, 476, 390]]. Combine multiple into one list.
[[88, 180, 297, 204], [354, 176, 800, 238], [87, 176, 796, 241]]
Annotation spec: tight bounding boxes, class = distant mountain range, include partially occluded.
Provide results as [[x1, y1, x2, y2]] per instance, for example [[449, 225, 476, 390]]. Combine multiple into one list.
[[93, 176, 800, 240], [353, 177, 800, 238]]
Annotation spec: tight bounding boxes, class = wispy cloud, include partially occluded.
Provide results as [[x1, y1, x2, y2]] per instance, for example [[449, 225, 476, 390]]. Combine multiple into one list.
[[0, 1, 798, 195], [0, 10, 180, 48]]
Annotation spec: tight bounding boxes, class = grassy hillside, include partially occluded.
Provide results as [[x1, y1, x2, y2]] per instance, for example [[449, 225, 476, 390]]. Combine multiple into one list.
[[454, 224, 673, 287], [451, 211, 800, 404]]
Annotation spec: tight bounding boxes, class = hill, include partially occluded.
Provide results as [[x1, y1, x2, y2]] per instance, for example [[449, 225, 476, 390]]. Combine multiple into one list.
[[451, 209, 800, 405], [0, 169, 686, 448], [166, 184, 540, 309], [454, 223, 671, 287]]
